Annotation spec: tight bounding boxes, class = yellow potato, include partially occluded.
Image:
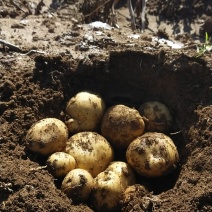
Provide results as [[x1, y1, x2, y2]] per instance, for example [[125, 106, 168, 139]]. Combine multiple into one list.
[[65, 132, 114, 177], [46, 152, 76, 177], [101, 104, 145, 149], [65, 91, 106, 133], [26, 118, 68, 156], [91, 170, 123, 211], [138, 101, 173, 132], [106, 161, 136, 189], [61, 168, 94, 203], [126, 132, 179, 177]]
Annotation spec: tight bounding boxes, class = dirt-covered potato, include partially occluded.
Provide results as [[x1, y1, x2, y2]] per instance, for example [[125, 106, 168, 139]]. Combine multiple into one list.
[[92, 162, 136, 212], [61, 168, 94, 203], [101, 105, 145, 149], [26, 118, 68, 156], [46, 152, 76, 178], [91, 170, 123, 212], [65, 91, 106, 133], [138, 101, 173, 132], [126, 132, 179, 177], [65, 132, 114, 177], [106, 161, 136, 189]]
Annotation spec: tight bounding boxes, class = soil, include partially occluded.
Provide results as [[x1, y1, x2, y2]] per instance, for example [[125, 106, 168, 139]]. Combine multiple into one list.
[[0, 0, 212, 211]]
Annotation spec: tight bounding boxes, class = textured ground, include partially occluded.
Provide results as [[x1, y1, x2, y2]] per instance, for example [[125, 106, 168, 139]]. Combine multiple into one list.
[[0, 0, 212, 211]]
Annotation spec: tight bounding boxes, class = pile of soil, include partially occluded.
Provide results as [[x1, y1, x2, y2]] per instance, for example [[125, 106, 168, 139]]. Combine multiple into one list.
[[0, 0, 211, 211]]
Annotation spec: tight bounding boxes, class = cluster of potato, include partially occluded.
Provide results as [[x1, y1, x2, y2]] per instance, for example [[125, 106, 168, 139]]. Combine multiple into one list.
[[25, 91, 179, 211]]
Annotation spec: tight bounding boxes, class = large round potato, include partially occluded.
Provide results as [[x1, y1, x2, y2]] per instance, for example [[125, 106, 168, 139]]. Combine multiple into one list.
[[65, 91, 106, 133], [26, 118, 68, 156], [138, 101, 173, 132], [126, 132, 179, 177], [101, 105, 145, 149], [91, 170, 123, 212], [65, 132, 114, 177], [61, 168, 94, 203]]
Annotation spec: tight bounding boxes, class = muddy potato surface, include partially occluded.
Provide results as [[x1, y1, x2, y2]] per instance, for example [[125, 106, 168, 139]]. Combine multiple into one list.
[[65, 91, 106, 133], [26, 118, 68, 156], [46, 152, 76, 177], [61, 168, 94, 203], [138, 101, 173, 132], [91, 170, 123, 212], [126, 132, 179, 177], [65, 132, 114, 177], [101, 104, 145, 149], [106, 161, 136, 188]]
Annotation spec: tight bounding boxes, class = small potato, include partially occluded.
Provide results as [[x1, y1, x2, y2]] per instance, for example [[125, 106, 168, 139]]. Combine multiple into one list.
[[46, 152, 76, 178], [65, 132, 114, 177], [101, 105, 145, 149], [61, 168, 94, 203], [126, 132, 179, 177], [26, 118, 68, 156], [106, 161, 136, 189], [138, 101, 173, 132], [91, 170, 123, 212], [65, 91, 106, 133]]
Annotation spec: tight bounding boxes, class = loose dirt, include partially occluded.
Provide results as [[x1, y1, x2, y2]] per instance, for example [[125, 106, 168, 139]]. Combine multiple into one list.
[[0, 0, 212, 211]]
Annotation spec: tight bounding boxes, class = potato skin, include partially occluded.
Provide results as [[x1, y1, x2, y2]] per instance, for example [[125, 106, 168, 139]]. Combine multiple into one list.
[[92, 162, 136, 212], [26, 118, 68, 156], [46, 152, 76, 177], [65, 132, 114, 177], [65, 91, 106, 133], [126, 132, 179, 177], [91, 170, 123, 212], [138, 101, 173, 132], [101, 105, 145, 149], [106, 161, 136, 188], [61, 168, 94, 203]]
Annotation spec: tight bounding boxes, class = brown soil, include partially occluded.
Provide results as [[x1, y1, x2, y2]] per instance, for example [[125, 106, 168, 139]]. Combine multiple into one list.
[[0, 0, 212, 211]]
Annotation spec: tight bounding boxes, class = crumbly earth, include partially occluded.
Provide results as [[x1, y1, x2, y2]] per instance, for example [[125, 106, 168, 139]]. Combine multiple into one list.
[[0, 0, 212, 211]]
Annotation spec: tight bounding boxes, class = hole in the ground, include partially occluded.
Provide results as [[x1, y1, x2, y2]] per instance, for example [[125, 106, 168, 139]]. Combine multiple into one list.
[[31, 49, 206, 205]]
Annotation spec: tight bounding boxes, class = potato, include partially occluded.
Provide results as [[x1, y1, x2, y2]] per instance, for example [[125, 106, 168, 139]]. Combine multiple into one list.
[[101, 105, 145, 149], [65, 91, 106, 133], [91, 170, 123, 212], [65, 132, 114, 177], [92, 162, 137, 212], [138, 101, 173, 132], [46, 152, 76, 177], [106, 161, 136, 189], [61, 168, 94, 203], [26, 118, 68, 156], [126, 132, 179, 177]]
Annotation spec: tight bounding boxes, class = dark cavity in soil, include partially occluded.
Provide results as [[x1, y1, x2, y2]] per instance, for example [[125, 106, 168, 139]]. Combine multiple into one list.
[[32, 48, 206, 195]]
